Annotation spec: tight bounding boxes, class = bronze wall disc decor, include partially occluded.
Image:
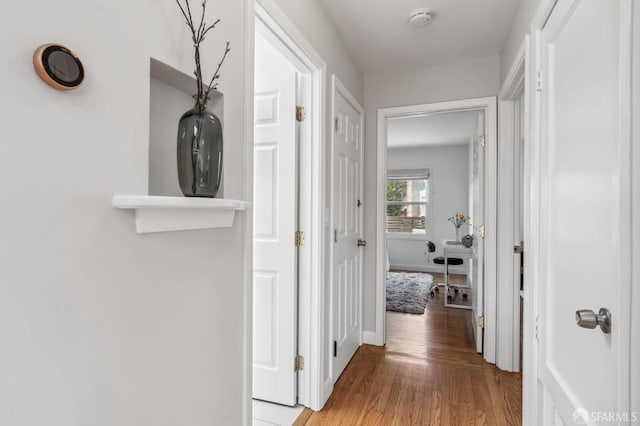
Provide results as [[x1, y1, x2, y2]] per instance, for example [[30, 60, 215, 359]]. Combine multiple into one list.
[[33, 44, 84, 90]]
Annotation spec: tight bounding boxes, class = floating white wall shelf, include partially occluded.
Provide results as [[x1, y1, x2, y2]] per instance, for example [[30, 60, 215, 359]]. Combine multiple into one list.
[[113, 195, 250, 234]]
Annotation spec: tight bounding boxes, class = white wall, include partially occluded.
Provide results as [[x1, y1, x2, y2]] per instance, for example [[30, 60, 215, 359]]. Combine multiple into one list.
[[387, 145, 469, 272], [0, 1, 250, 425], [499, 0, 542, 84], [363, 54, 500, 333], [271, 0, 363, 103]]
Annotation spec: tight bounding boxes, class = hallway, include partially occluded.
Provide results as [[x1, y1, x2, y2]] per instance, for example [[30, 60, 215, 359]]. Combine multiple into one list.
[[298, 273, 522, 425]]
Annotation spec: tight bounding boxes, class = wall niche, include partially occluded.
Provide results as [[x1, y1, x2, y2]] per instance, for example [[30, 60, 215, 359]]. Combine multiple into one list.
[[111, 59, 247, 235]]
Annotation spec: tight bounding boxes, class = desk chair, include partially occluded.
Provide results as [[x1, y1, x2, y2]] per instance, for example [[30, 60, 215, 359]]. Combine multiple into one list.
[[426, 241, 468, 301]]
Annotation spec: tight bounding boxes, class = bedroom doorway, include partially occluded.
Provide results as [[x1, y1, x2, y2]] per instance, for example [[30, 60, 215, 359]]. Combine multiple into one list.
[[376, 97, 498, 362], [383, 108, 483, 352]]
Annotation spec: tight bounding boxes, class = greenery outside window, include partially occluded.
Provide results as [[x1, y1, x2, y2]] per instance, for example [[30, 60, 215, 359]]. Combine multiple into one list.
[[386, 169, 430, 234]]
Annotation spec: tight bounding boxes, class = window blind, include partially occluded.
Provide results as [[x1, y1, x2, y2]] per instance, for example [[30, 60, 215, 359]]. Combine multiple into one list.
[[387, 168, 430, 180]]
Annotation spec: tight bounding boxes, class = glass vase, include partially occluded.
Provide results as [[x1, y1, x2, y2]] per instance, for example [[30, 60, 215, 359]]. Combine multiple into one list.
[[455, 226, 461, 242], [176, 98, 223, 197]]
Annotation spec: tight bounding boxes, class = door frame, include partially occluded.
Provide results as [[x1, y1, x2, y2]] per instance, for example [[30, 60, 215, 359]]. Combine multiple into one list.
[[375, 97, 498, 364], [247, 0, 328, 414], [522, 2, 559, 424], [329, 74, 365, 389], [524, 0, 638, 424], [496, 38, 528, 373], [242, 2, 255, 424], [632, 1, 640, 420]]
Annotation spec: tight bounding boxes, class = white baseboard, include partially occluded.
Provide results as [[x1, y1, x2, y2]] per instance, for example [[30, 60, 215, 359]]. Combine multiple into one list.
[[362, 331, 378, 345], [390, 263, 467, 275], [471, 316, 482, 354], [320, 378, 333, 410]]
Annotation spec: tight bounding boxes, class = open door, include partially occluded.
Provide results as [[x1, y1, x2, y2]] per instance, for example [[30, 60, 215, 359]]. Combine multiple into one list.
[[470, 113, 485, 354], [331, 77, 364, 382], [534, 0, 632, 422], [252, 31, 298, 406]]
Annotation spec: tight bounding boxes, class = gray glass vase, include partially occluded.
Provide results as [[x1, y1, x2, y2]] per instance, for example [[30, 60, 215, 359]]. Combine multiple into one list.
[[177, 97, 223, 197]]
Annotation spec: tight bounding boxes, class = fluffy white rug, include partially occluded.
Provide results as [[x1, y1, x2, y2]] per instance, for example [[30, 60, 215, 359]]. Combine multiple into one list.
[[386, 272, 433, 314]]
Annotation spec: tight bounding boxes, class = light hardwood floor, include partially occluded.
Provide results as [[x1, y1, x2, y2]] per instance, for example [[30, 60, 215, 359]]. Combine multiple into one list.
[[296, 273, 522, 425]]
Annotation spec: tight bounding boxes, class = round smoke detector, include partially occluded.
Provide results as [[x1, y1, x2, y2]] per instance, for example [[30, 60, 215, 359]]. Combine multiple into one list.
[[409, 9, 433, 27]]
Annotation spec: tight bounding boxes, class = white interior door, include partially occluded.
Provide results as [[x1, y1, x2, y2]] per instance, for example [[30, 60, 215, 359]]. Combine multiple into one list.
[[470, 113, 485, 354], [252, 32, 298, 406], [536, 0, 632, 423], [331, 81, 363, 382]]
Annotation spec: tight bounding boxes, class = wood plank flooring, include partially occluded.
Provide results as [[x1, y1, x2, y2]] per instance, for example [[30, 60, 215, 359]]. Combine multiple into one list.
[[298, 273, 522, 425]]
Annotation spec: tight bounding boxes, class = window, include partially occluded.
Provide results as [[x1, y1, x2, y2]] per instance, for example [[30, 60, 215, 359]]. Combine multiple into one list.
[[386, 169, 429, 234]]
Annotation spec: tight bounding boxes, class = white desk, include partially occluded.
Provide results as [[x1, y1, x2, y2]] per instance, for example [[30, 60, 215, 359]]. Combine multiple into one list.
[[443, 240, 473, 310]]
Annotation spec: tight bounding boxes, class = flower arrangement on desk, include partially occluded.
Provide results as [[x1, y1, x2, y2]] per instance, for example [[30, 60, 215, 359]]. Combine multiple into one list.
[[448, 213, 470, 241]]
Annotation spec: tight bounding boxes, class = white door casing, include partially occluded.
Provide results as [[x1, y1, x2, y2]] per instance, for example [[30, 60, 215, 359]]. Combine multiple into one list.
[[252, 31, 298, 406], [330, 76, 364, 382], [375, 98, 497, 358], [512, 93, 525, 369], [535, 0, 632, 423], [497, 41, 527, 373], [470, 113, 485, 354]]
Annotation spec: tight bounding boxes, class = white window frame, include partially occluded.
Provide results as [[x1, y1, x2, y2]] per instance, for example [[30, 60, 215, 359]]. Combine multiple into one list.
[[385, 169, 430, 237]]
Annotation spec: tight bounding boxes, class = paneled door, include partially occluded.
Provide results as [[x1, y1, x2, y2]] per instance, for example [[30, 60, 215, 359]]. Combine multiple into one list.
[[331, 78, 364, 382], [470, 113, 485, 354], [252, 32, 298, 406], [535, 0, 632, 423]]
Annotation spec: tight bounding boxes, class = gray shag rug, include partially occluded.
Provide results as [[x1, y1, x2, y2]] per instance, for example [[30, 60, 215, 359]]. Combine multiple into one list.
[[386, 272, 433, 314]]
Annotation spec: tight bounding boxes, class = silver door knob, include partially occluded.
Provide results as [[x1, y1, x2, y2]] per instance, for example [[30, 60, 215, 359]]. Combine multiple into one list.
[[575, 308, 611, 334]]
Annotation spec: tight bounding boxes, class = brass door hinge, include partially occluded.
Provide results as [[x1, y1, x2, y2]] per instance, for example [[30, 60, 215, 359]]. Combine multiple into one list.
[[296, 106, 305, 122], [478, 316, 485, 329], [479, 225, 486, 239], [479, 135, 486, 147], [295, 231, 304, 247], [294, 355, 304, 371]]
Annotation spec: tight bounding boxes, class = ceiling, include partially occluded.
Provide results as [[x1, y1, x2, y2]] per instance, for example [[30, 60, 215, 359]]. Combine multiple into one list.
[[320, 0, 519, 73], [387, 110, 480, 149]]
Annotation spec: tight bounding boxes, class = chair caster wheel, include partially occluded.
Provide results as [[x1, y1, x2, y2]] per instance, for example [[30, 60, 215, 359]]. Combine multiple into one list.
[[462, 294, 468, 300], [435, 288, 439, 293], [454, 288, 459, 294], [430, 291, 435, 297], [447, 295, 452, 302]]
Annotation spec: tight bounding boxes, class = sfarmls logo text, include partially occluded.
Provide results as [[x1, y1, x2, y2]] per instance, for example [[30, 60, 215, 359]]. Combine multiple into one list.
[[572, 408, 638, 424]]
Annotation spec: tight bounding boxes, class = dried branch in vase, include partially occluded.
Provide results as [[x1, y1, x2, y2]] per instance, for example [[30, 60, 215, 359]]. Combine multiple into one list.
[[175, 0, 231, 109]]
